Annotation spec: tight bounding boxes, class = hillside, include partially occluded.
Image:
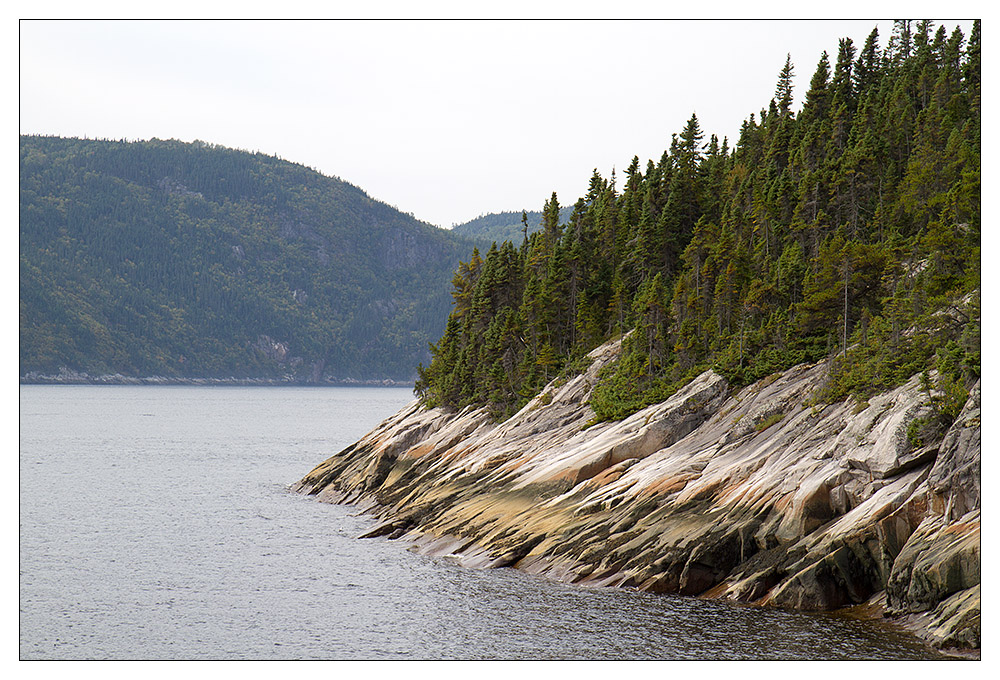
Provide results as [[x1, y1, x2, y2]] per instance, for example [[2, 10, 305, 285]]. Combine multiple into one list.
[[293, 18, 980, 655], [450, 207, 573, 245], [416, 20, 980, 425], [19, 136, 477, 382]]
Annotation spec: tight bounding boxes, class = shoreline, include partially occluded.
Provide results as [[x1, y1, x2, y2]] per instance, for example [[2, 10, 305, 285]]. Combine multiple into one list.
[[19, 372, 415, 387], [306, 487, 978, 661], [294, 337, 981, 655]]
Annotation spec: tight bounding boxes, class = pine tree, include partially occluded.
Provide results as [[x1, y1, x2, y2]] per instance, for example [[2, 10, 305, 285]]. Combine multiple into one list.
[[775, 54, 795, 117], [415, 21, 979, 421], [854, 28, 882, 98]]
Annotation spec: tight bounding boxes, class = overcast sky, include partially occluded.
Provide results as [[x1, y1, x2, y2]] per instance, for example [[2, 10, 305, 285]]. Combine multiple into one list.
[[19, 16, 977, 228]]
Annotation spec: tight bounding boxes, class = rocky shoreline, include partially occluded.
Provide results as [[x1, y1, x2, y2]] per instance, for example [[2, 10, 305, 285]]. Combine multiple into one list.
[[294, 338, 980, 656]]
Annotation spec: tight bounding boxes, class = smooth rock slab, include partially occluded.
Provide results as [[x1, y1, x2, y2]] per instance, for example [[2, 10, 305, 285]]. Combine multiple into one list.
[[296, 337, 981, 651]]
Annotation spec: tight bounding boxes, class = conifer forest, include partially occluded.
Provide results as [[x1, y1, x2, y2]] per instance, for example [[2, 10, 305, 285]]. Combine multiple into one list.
[[20, 21, 980, 416], [415, 20, 981, 425]]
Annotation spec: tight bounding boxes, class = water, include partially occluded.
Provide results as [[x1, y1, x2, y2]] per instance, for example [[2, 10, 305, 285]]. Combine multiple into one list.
[[19, 385, 949, 660]]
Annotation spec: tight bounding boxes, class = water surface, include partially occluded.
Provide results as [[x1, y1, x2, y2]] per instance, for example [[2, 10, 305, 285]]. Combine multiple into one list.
[[19, 385, 948, 660]]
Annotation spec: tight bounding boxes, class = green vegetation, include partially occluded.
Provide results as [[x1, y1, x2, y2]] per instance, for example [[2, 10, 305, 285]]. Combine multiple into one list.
[[417, 20, 980, 424], [20, 136, 477, 381], [756, 413, 786, 432], [450, 207, 574, 245]]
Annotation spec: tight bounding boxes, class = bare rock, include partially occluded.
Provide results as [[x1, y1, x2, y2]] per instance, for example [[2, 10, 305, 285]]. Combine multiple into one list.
[[886, 511, 980, 614], [927, 382, 981, 519], [296, 336, 981, 651], [841, 374, 937, 478]]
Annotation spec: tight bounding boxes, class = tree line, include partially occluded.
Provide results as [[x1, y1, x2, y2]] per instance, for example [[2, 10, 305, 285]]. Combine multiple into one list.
[[416, 20, 980, 424]]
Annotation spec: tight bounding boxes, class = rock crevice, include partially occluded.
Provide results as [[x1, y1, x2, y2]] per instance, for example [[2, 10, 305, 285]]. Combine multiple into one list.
[[294, 340, 980, 653]]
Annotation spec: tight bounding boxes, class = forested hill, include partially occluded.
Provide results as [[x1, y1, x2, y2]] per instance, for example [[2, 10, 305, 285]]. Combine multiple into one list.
[[416, 20, 981, 425], [450, 207, 573, 245], [19, 136, 478, 382]]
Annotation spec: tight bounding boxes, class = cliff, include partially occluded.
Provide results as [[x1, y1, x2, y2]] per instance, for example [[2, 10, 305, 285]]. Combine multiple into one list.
[[294, 338, 980, 653]]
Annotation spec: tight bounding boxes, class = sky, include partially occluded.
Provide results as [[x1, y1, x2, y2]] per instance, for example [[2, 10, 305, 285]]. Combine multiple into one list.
[[18, 11, 980, 229], [7, 8, 995, 663]]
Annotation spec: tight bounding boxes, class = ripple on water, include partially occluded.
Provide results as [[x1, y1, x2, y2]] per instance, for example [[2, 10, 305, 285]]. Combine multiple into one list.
[[19, 386, 949, 660]]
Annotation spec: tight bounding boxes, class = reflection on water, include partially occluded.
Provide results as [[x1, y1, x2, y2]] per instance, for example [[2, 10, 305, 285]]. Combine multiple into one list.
[[19, 386, 947, 660]]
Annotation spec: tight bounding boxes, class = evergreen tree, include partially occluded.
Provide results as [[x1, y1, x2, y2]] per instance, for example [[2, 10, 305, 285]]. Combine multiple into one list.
[[775, 54, 796, 117], [416, 21, 979, 424]]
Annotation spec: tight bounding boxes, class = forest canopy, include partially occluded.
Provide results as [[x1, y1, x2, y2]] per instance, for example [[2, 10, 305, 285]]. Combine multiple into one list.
[[415, 20, 981, 424], [19, 136, 477, 381], [450, 207, 574, 245]]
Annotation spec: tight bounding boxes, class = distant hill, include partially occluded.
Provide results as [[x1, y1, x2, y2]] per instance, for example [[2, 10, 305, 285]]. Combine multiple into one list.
[[19, 135, 479, 382], [451, 207, 573, 245]]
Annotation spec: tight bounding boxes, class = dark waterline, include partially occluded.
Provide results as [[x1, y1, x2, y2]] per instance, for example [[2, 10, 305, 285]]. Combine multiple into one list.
[[19, 385, 948, 660]]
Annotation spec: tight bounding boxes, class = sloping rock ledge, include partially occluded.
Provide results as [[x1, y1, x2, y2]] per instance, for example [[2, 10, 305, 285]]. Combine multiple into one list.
[[294, 338, 980, 656]]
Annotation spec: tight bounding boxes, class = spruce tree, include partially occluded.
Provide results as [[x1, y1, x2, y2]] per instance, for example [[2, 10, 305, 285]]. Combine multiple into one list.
[[775, 54, 795, 117]]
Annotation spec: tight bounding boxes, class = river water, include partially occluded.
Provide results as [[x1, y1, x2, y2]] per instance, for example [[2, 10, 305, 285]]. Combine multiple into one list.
[[19, 385, 949, 660]]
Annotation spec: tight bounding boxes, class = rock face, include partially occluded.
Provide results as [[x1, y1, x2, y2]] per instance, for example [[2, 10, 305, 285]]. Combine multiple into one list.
[[294, 339, 981, 652]]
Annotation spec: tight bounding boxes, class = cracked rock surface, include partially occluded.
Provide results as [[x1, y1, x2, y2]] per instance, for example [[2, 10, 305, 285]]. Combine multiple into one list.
[[295, 339, 980, 652]]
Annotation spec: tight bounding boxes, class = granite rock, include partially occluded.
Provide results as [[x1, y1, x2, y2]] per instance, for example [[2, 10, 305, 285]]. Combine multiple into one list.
[[295, 338, 980, 651]]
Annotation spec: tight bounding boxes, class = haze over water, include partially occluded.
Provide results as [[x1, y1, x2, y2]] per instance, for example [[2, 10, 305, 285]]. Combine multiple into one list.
[[19, 385, 947, 660]]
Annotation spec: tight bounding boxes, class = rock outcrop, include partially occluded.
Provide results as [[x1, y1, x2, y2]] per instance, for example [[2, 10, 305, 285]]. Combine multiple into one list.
[[295, 339, 980, 653]]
